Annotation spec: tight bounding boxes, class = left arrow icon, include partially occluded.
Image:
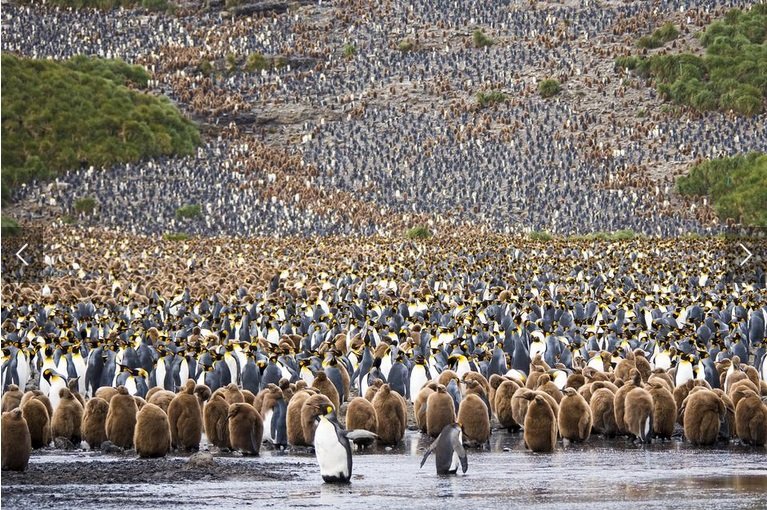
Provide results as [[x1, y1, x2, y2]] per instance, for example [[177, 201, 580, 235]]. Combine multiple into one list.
[[16, 243, 29, 266]]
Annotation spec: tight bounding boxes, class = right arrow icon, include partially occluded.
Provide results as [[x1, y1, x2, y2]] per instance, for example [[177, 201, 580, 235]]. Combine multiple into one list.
[[739, 243, 752, 266]]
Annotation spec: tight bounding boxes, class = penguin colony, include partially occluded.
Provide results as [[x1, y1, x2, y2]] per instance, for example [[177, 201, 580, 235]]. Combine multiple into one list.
[[4, 2, 767, 238], [2, 236, 766, 478]]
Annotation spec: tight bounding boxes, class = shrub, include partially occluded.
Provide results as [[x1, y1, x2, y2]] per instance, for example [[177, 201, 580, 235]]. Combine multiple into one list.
[[398, 39, 416, 52], [176, 204, 202, 220], [677, 152, 767, 226], [473, 29, 494, 48], [406, 225, 432, 240], [637, 23, 680, 49], [245, 53, 270, 72], [141, 0, 168, 11], [1, 55, 199, 203], [1, 216, 21, 237], [615, 7, 767, 115], [538, 79, 561, 98], [528, 231, 553, 241], [476, 90, 507, 108], [73, 196, 98, 214], [163, 232, 191, 241]]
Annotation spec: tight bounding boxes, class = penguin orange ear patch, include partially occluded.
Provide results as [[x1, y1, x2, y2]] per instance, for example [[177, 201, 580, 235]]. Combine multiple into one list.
[[326, 405, 333, 414]]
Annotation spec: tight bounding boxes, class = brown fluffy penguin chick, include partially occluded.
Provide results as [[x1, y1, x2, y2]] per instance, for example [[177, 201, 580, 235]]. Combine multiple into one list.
[[535, 374, 563, 403], [147, 390, 176, 413], [590, 384, 618, 437], [144, 387, 163, 402], [51, 388, 83, 444], [711, 389, 736, 440], [463, 372, 490, 398], [364, 379, 384, 401], [228, 403, 263, 455], [729, 379, 759, 409], [488, 374, 506, 412], [633, 351, 652, 382], [372, 384, 406, 445], [2, 409, 31, 471], [21, 391, 53, 419], [194, 384, 212, 410], [95, 386, 118, 403], [494, 379, 521, 431], [81, 397, 109, 449], [566, 372, 586, 390], [437, 370, 459, 387], [223, 383, 244, 404], [457, 394, 490, 446], [134, 403, 171, 458], [414, 382, 438, 432], [241, 389, 257, 407], [426, 384, 456, 438], [558, 388, 592, 442], [523, 394, 557, 453], [682, 389, 724, 446], [106, 386, 138, 448], [301, 393, 333, 445], [735, 390, 767, 446], [286, 390, 313, 446], [648, 370, 674, 393], [624, 388, 654, 443], [646, 380, 676, 439], [613, 369, 641, 434], [134, 396, 147, 411], [2, 384, 23, 412], [22, 397, 51, 448], [312, 371, 340, 412], [67, 379, 85, 408], [345, 397, 378, 447], [511, 388, 535, 428], [167, 380, 202, 451], [203, 392, 230, 449]]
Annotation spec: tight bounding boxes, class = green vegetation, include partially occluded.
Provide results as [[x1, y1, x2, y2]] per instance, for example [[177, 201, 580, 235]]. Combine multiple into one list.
[[343, 44, 357, 59], [473, 29, 495, 48], [538, 79, 561, 98], [637, 22, 680, 49], [476, 90, 507, 108], [406, 225, 432, 240], [1, 54, 199, 203], [528, 231, 553, 242], [615, 6, 767, 115], [1, 216, 21, 237], [73, 196, 98, 215], [398, 39, 416, 52], [176, 204, 203, 220], [677, 152, 767, 226], [163, 232, 191, 241], [244, 53, 287, 72]]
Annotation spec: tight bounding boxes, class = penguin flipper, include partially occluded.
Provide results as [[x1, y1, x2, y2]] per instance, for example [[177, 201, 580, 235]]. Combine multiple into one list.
[[419, 447, 433, 469], [344, 429, 378, 442]]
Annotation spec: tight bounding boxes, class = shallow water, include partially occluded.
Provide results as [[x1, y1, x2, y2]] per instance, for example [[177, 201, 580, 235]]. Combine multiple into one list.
[[3, 430, 766, 509]]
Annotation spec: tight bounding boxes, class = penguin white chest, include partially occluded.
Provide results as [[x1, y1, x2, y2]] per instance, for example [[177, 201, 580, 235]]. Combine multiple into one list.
[[314, 419, 349, 479], [263, 408, 274, 442]]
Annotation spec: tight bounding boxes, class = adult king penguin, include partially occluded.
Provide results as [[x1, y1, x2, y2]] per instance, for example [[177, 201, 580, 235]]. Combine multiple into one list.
[[311, 404, 377, 483]]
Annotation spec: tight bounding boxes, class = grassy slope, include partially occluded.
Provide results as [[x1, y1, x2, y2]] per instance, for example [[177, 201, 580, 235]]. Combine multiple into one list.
[[1, 54, 199, 202]]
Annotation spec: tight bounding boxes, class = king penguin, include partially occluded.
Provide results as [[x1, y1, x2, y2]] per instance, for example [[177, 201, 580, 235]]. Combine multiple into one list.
[[420, 423, 468, 475], [311, 404, 377, 483]]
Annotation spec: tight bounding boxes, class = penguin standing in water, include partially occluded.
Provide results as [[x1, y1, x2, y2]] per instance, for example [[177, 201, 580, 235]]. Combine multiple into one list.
[[311, 404, 377, 483], [420, 423, 468, 475]]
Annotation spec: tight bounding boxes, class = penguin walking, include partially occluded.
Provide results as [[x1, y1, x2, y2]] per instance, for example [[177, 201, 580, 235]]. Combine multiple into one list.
[[419, 423, 468, 475], [311, 404, 377, 483]]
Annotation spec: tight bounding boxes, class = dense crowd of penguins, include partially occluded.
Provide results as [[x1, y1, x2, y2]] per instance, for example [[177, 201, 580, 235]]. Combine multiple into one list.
[[2, 233, 766, 477], [4, 0, 767, 236]]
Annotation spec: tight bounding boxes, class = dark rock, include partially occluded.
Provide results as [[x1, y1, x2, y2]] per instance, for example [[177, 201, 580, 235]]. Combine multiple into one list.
[[53, 437, 76, 450], [100, 441, 124, 454]]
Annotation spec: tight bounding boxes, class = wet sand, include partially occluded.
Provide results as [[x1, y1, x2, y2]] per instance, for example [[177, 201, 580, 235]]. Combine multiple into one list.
[[3, 430, 766, 509]]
